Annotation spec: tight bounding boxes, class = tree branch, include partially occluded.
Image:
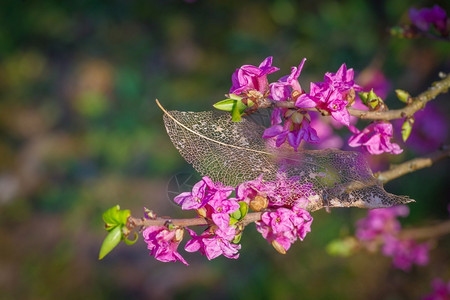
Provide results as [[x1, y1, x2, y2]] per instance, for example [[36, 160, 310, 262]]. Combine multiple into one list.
[[376, 145, 450, 183], [259, 73, 450, 121], [399, 220, 450, 240], [128, 212, 264, 230], [345, 73, 450, 120]]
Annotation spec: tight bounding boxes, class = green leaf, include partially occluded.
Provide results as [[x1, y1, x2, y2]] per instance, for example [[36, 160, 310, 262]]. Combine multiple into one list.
[[99, 225, 122, 260], [238, 201, 248, 220], [229, 93, 242, 101], [229, 217, 239, 225], [102, 205, 130, 231], [401, 118, 414, 142], [236, 99, 248, 113], [231, 102, 243, 122], [395, 89, 411, 103], [213, 99, 237, 112], [124, 232, 139, 245]]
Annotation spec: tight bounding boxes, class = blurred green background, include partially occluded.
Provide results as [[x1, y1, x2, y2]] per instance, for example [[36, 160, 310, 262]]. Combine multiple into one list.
[[0, 0, 449, 299]]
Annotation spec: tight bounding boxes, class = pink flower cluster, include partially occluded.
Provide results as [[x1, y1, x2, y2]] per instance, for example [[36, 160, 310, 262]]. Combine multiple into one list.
[[143, 174, 314, 265], [348, 121, 403, 155], [356, 205, 429, 271], [409, 5, 448, 35], [230, 57, 402, 155], [256, 204, 313, 254], [422, 278, 450, 300]]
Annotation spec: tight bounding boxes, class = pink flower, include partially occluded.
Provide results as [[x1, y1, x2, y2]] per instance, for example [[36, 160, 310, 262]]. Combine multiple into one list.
[[298, 83, 351, 126], [324, 63, 362, 93], [256, 206, 313, 253], [142, 226, 188, 266], [208, 196, 240, 230], [382, 236, 429, 271], [422, 278, 450, 300], [185, 227, 241, 260], [409, 5, 448, 33], [230, 56, 279, 95], [269, 58, 307, 101], [236, 174, 265, 204], [263, 112, 319, 151], [348, 121, 403, 155], [174, 176, 234, 210], [356, 205, 409, 241], [296, 64, 361, 127]]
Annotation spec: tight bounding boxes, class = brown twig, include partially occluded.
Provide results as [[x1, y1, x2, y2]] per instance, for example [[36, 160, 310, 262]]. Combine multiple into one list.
[[259, 73, 450, 121], [128, 212, 264, 230], [399, 220, 450, 240], [376, 145, 450, 183], [340, 74, 450, 120]]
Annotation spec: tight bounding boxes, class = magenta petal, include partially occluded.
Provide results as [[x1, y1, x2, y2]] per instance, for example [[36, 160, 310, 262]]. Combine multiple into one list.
[[295, 94, 317, 108], [331, 109, 350, 126], [263, 125, 284, 138]]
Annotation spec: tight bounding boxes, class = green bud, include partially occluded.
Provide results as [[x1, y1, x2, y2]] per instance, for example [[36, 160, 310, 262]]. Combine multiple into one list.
[[390, 26, 405, 38], [326, 237, 358, 257], [395, 89, 411, 103], [233, 232, 242, 244], [238, 201, 248, 219], [229, 217, 239, 225], [230, 209, 242, 220], [359, 89, 384, 110], [358, 91, 369, 104], [401, 118, 414, 142]]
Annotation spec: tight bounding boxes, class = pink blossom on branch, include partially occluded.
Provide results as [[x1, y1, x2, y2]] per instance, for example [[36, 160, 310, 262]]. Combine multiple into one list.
[[174, 176, 234, 210], [256, 205, 313, 254], [382, 236, 429, 271], [184, 227, 241, 260], [269, 58, 307, 101], [262, 113, 319, 151], [422, 278, 450, 300], [142, 226, 188, 265], [409, 5, 448, 33], [348, 121, 403, 155], [296, 64, 361, 127], [230, 56, 279, 95], [356, 205, 409, 241], [355, 206, 430, 271]]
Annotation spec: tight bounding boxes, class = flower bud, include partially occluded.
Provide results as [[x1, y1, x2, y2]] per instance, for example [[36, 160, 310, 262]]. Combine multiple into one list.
[[197, 207, 207, 218], [271, 240, 287, 254], [174, 228, 184, 242], [395, 89, 411, 103], [144, 207, 157, 220], [290, 111, 303, 124], [401, 117, 414, 142], [249, 195, 269, 211]]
